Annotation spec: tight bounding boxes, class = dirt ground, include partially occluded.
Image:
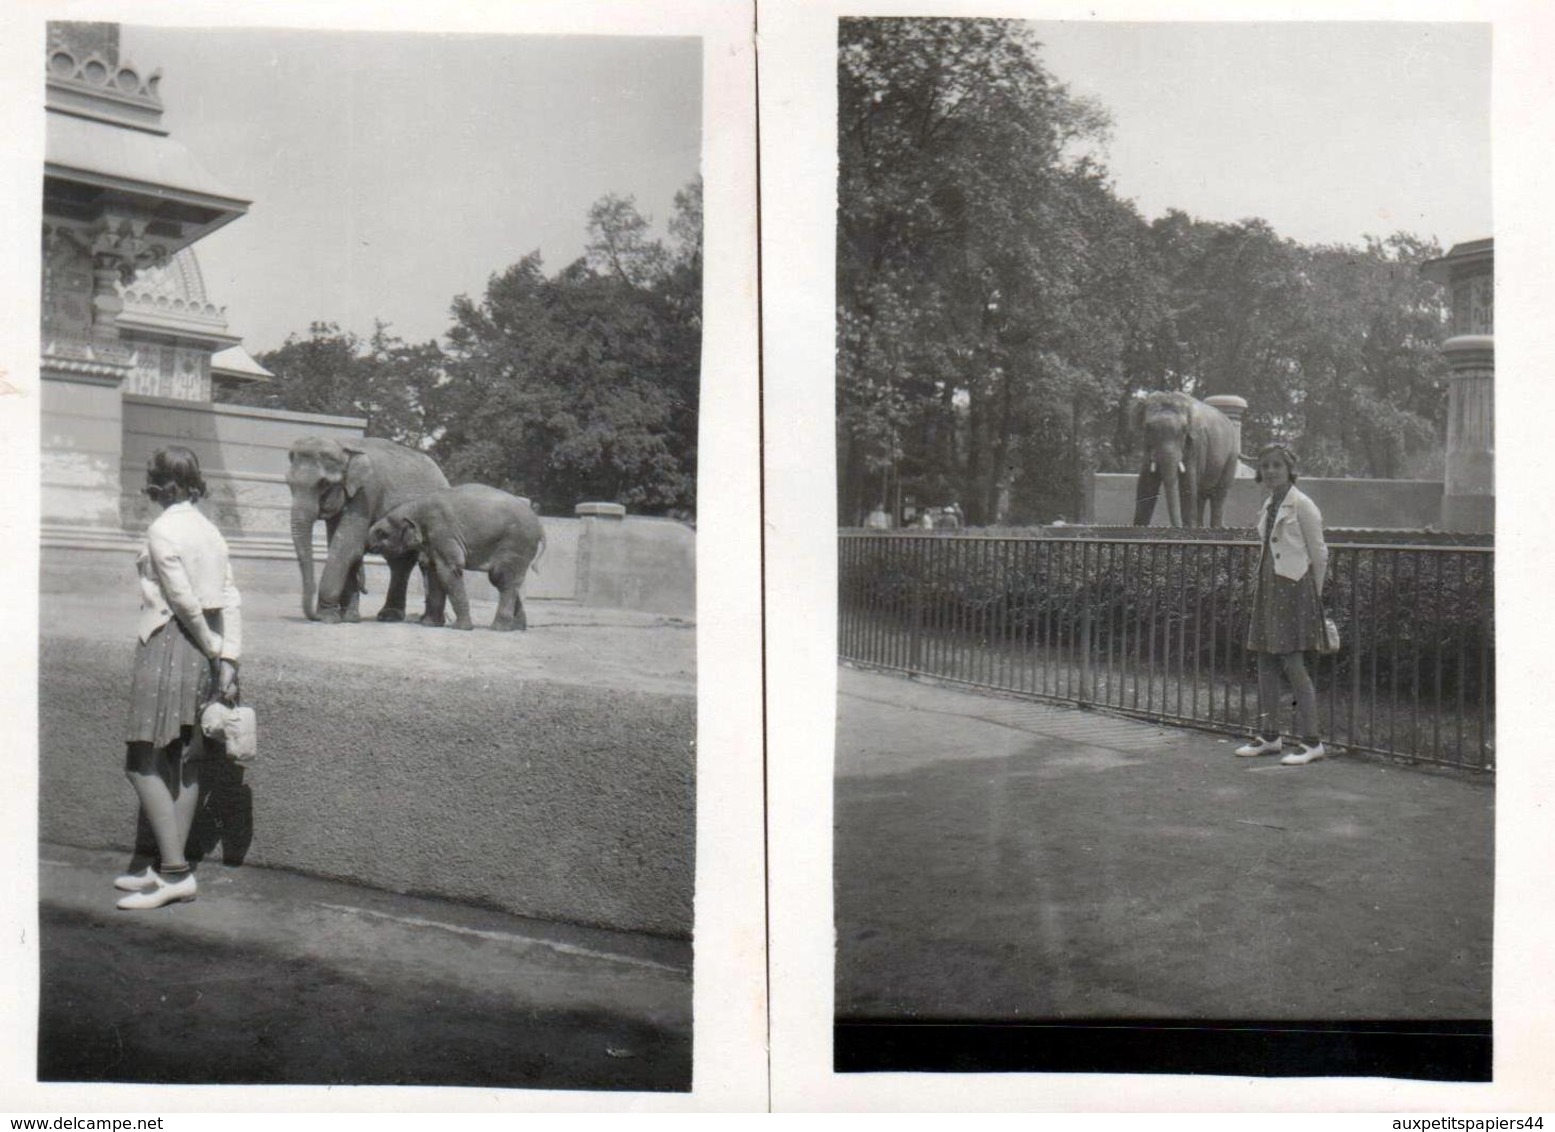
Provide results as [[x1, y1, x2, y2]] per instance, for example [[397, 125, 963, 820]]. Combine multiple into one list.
[[835, 666, 1495, 1024], [42, 590, 695, 697]]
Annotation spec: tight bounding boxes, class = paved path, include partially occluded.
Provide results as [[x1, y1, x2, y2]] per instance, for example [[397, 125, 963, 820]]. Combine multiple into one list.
[[836, 666, 1494, 1022], [38, 844, 691, 1090]]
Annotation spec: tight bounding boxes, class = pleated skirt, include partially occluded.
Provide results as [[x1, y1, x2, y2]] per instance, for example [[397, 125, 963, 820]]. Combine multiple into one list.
[[125, 611, 221, 754]]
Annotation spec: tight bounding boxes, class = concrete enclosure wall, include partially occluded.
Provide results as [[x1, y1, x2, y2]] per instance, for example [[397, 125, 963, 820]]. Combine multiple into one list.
[[121, 395, 367, 537], [42, 515, 585, 604], [1092, 473, 1449, 530], [42, 378, 124, 528], [576, 517, 696, 616], [50, 396, 692, 609], [40, 629, 695, 937]]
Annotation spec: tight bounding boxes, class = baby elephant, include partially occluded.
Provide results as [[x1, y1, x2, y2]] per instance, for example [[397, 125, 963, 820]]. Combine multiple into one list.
[[367, 484, 545, 632]]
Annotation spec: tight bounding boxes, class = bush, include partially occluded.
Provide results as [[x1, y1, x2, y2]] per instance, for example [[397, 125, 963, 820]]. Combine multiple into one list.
[[839, 532, 1494, 703]]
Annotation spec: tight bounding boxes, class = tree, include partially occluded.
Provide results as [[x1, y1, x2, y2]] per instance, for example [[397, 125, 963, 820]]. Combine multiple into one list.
[[230, 180, 702, 517], [435, 182, 702, 514], [837, 17, 1124, 524], [235, 321, 443, 450], [1284, 234, 1448, 478], [586, 194, 670, 289], [836, 18, 1452, 525]]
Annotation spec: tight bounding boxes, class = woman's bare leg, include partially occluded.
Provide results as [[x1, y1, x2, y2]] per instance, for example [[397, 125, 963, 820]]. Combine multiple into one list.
[[171, 750, 201, 854], [125, 745, 189, 870]]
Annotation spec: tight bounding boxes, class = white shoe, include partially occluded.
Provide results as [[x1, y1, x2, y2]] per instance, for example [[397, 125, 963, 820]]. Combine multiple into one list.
[[1234, 735, 1282, 758], [113, 866, 157, 892], [1281, 742, 1327, 766], [116, 871, 197, 910]]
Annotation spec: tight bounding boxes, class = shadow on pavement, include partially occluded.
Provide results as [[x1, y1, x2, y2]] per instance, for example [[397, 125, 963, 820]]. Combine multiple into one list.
[[39, 903, 690, 1091], [38, 845, 691, 1092]]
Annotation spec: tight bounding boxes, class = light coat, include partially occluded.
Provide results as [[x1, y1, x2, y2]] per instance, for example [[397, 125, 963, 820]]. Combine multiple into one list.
[[136, 501, 243, 661], [1254, 484, 1328, 591]]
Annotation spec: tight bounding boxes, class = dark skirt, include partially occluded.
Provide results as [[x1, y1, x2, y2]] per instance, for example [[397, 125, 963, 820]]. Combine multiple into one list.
[[1246, 552, 1326, 654], [125, 611, 221, 754]]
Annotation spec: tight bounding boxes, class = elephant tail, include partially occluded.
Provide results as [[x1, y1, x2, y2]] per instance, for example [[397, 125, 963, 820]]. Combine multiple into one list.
[[530, 531, 546, 575]]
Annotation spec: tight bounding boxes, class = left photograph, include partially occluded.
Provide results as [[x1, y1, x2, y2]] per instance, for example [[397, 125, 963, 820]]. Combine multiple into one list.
[[37, 21, 700, 1090]]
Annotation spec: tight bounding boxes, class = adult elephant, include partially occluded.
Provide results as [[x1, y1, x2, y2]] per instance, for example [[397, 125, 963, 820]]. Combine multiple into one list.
[[287, 436, 449, 623], [1132, 392, 1241, 528]]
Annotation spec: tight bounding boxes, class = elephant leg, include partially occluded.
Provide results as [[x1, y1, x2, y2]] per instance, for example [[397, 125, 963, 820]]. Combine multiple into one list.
[[416, 560, 438, 620], [435, 558, 473, 631], [419, 565, 448, 627], [490, 565, 523, 631], [317, 515, 370, 624], [1209, 454, 1238, 529], [377, 554, 412, 622], [1133, 466, 1161, 527], [342, 564, 362, 622]]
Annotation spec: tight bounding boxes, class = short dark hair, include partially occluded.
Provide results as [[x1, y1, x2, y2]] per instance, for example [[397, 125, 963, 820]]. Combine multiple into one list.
[[144, 446, 207, 505], [1253, 444, 1298, 485]]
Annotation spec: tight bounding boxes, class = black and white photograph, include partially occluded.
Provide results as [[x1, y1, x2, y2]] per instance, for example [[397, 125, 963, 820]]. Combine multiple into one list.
[[827, 16, 1495, 1079], [761, 1, 1555, 1108], [10, 0, 1555, 1120], [4, 1, 765, 1107]]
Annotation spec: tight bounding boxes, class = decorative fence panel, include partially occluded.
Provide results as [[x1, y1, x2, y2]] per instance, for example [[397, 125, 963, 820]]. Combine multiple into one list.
[[838, 532, 1494, 771]]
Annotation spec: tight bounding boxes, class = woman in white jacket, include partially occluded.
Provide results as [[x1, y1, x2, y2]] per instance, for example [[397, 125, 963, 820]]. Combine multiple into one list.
[[1235, 444, 1330, 766], [116, 446, 242, 910]]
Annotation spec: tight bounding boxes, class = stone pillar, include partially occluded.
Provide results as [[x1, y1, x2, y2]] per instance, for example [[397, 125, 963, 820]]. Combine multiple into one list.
[[40, 223, 136, 529], [1204, 394, 1254, 478], [1422, 240, 1493, 533]]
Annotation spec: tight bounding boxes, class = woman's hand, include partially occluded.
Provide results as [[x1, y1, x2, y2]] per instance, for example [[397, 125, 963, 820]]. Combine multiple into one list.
[[217, 659, 240, 706]]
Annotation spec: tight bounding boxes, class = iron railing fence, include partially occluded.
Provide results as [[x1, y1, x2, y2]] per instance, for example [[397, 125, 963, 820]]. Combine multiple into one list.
[[838, 532, 1495, 771]]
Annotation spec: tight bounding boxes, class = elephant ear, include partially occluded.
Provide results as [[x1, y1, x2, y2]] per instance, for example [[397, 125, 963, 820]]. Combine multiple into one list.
[[341, 443, 374, 501]]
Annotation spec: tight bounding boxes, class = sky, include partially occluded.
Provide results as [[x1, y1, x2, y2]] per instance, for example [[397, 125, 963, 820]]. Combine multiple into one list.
[[1028, 21, 1491, 251], [115, 22, 1487, 359], [118, 26, 702, 355]]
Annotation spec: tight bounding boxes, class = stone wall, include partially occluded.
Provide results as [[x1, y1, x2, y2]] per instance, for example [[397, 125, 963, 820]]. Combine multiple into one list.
[[45, 396, 692, 612], [41, 378, 125, 529], [576, 516, 696, 616], [1092, 473, 1449, 530], [120, 394, 367, 536], [40, 625, 695, 937]]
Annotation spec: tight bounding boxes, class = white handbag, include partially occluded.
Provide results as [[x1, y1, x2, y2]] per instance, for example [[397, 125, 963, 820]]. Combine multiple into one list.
[[200, 670, 257, 762]]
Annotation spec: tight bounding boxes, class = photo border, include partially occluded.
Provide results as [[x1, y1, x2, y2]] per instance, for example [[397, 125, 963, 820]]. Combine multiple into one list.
[[762, 0, 1555, 1111], [0, 0, 766, 1114]]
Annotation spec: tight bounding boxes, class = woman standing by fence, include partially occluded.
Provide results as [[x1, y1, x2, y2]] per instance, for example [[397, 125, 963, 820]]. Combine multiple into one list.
[[1235, 444, 1330, 766]]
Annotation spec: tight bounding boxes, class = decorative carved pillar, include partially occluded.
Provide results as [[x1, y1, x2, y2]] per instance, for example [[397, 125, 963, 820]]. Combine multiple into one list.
[[1422, 240, 1493, 533], [1204, 394, 1254, 477]]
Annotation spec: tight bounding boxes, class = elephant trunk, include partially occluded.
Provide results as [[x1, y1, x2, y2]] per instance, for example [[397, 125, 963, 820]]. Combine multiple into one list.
[[1161, 460, 1184, 528], [291, 504, 320, 621], [1183, 458, 1201, 528]]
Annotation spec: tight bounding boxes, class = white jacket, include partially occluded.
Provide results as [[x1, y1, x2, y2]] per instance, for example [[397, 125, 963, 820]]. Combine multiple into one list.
[[136, 502, 243, 662], [1255, 485, 1329, 591]]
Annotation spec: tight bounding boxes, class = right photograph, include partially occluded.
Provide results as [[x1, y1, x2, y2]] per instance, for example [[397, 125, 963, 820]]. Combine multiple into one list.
[[832, 18, 1493, 1079]]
